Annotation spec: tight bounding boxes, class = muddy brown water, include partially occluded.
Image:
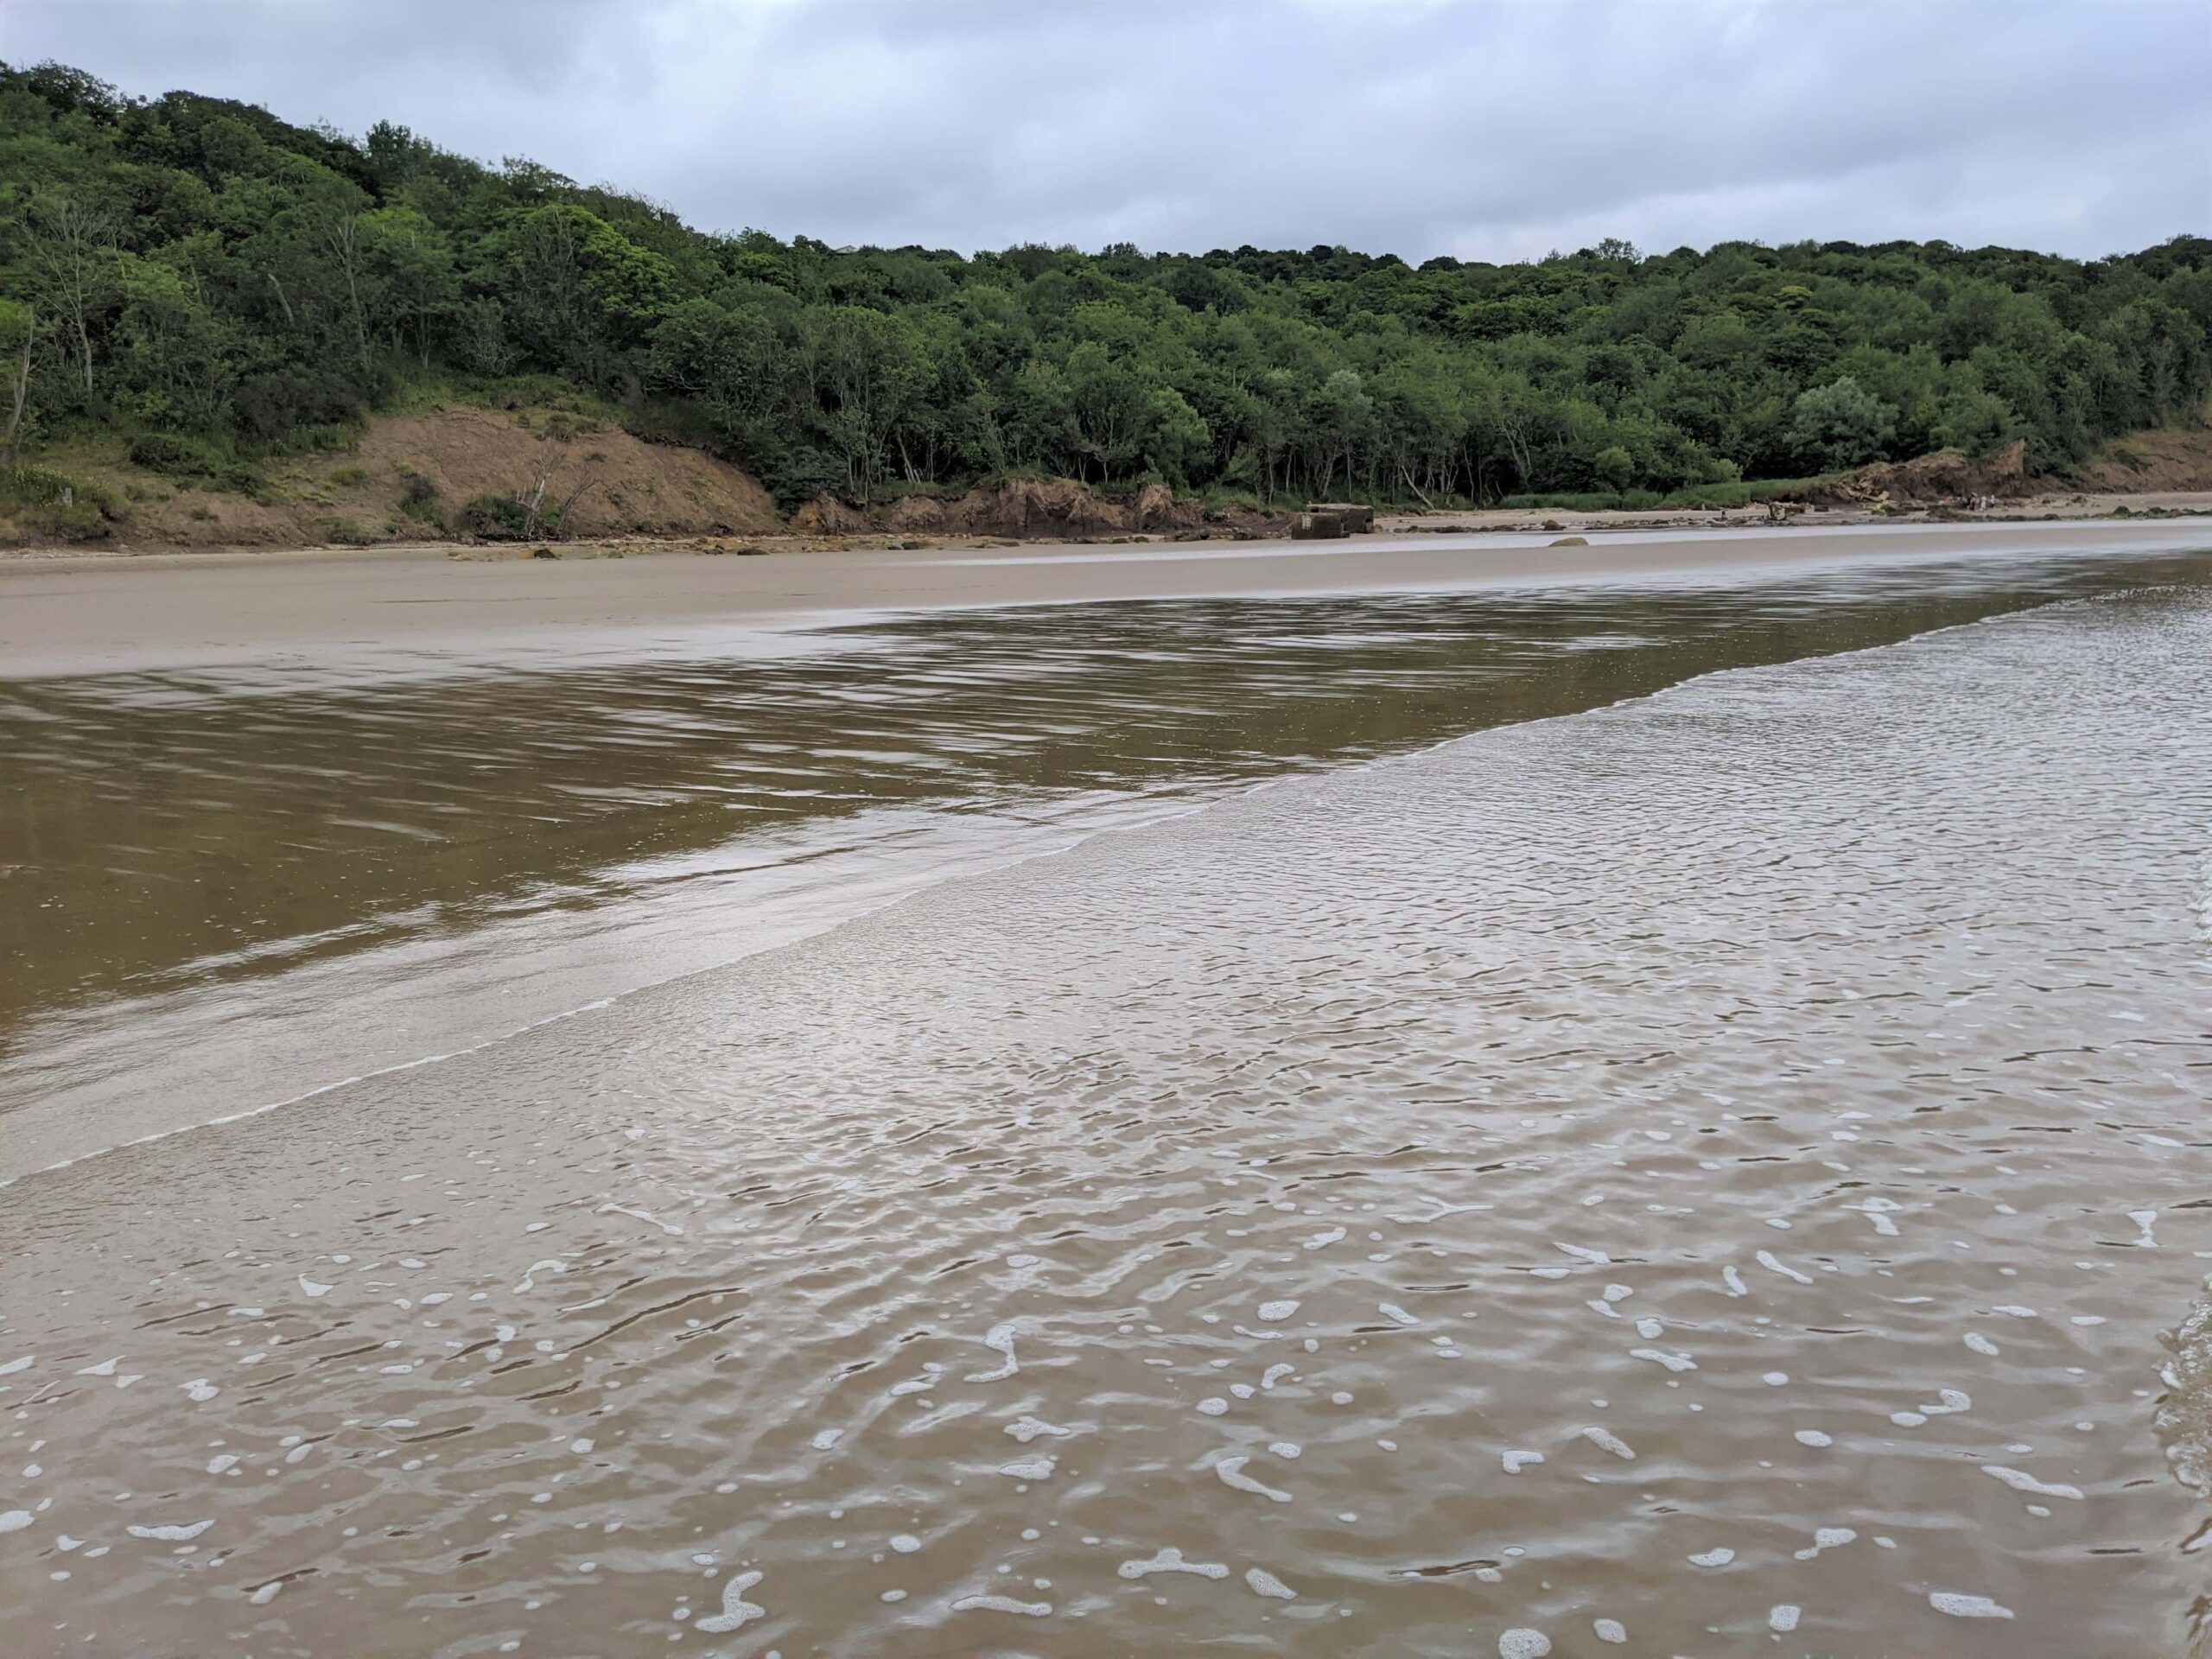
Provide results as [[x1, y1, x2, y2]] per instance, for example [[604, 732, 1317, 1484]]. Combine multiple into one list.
[[3, 545, 2212, 1656]]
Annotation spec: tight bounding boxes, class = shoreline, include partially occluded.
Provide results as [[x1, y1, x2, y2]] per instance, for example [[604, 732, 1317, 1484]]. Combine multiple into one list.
[[6, 516, 2212, 682]]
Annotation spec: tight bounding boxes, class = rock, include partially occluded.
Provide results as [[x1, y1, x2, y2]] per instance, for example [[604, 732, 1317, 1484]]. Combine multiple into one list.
[[884, 495, 948, 533], [790, 493, 870, 534], [1291, 511, 1350, 540], [1133, 481, 1177, 531], [1549, 534, 1589, 546], [1306, 501, 1376, 532]]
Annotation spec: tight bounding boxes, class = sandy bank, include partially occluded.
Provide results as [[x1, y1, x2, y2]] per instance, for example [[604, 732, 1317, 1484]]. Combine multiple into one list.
[[5, 518, 2211, 680]]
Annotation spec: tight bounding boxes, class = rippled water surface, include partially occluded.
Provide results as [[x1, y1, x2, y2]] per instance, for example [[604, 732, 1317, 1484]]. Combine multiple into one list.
[[4, 547, 2212, 1656]]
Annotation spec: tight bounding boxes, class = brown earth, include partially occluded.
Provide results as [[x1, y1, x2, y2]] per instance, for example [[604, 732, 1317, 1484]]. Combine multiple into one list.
[[2069, 424, 2212, 493], [830, 477, 1285, 541], [1804, 439, 2029, 509], [1, 405, 780, 550]]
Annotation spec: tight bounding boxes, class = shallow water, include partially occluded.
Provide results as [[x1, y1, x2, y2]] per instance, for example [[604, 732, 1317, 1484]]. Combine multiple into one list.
[[6, 547, 2212, 1175], [3, 550, 2212, 1656]]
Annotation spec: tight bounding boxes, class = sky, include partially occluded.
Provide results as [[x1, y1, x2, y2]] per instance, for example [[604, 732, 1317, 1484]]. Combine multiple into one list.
[[5, 0, 2207, 264]]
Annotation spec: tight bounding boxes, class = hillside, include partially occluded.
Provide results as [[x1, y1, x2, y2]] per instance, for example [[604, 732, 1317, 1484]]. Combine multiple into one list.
[[1, 58, 2209, 547]]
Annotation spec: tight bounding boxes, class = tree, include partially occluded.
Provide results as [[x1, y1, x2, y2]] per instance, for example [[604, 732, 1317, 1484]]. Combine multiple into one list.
[[0, 299, 40, 466], [804, 306, 925, 502], [1788, 375, 1897, 470], [25, 194, 116, 404]]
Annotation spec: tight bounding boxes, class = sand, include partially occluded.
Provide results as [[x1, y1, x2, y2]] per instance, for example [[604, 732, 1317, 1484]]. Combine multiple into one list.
[[6, 518, 2211, 679]]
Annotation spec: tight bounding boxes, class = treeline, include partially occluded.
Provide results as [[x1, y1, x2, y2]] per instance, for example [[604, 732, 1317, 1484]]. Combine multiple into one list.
[[3, 58, 2209, 512]]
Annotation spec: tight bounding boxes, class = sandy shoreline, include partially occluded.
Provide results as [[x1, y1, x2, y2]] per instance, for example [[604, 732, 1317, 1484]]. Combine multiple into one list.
[[6, 517, 2212, 679]]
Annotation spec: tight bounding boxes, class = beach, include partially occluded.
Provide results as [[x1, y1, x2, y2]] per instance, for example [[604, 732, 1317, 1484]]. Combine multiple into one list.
[[5, 517, 2210, 678]]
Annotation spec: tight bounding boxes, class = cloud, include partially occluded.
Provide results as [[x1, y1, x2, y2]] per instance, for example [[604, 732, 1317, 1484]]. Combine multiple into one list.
[[7, 0, 2206, 259]]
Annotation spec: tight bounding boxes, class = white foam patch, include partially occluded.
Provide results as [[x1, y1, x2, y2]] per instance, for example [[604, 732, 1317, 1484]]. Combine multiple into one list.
[[1793, 1527, 1857, 1560], [1631, 1348, 1696, 1372], [596, 1201, 684, 1236], [1245, 1567, 1296, 1599], [1257, 1300, 1300, 1322], [694, 1569, 764, 1633], [1005, 1417, 1071, 1442], [964, 1321, 1022, 1382], [182, 1379, 218, 1402], [952, 1593, 1052, 1617], [890, 1534, 920, 1554], [1503, 1450, 1545, 1474], [128, 1519, 213, 1541], [76, 1357, 119, 1376], [0, 1357, 33, 1376], [0, 1511, 32, 1534], [1593, 1618, 1627, 1644], [1984, 1465, 2084, 1500], [1756, 1251, 1812, 1286], [1262, 1363, 1295, 1390], [207, 1454, 239, 1474], [1499, 1630, 1553, 1658], [250, 1580, 283, 1605], [1118, 1548, 1228, 1580], [1379, 1304, 1420, 1326], [299, 1278, 332, 1298], [1216, 1454, 1293, 1502], [810, 1428, 842, 1451], [1580, 1426, 1637, 1460], [1795, 1430, 1834, 1448], [999, 1456, 1055, 1481], [1688, 1547, 1735, 1567], [1964, 1332, 2000, 1356], [1769, 1605, 1802, 1632], [1197, 1397, 1229, 1416], [1929, 1592, 2013, 1619], [1721, 1267, 1748, 1297]]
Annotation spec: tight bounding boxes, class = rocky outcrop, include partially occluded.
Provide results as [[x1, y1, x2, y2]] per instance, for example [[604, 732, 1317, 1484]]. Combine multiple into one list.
[[790, 493, 871, 534], [1807, 440, 2028, 509], [853, 480, 1289, 541]]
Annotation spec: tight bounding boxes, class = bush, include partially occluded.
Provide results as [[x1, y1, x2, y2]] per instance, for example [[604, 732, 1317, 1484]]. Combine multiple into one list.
[[233, 372, 367, 442], [402, 472, 439, 505], [329, 464, 369, 486], [128, 431, 217, 476], [758, 444, 846, 513], [458, 493, 531, 538], [1, 466, 118, 539]]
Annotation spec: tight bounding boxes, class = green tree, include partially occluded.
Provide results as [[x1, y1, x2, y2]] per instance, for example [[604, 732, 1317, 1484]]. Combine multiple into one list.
[[1788, 375, 1898, 469]]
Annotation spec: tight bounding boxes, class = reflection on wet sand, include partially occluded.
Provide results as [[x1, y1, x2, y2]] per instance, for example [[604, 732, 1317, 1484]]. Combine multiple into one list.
[[2, 551, 2210, 1657], [5, 548, 2211, 1174]]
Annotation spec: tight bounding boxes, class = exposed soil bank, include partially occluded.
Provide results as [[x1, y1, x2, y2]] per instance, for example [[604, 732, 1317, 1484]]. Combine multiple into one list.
[[8, 518, 2211, 682]]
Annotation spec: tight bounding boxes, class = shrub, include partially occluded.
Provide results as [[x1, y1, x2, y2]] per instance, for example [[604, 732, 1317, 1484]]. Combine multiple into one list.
[[759, 444, 845, 513], [233, 372, 365, 442], [329, 464, 369, 486], [458, 493, 531, 538], [128, 431, 216, 476], [1, 466, 118, 539]]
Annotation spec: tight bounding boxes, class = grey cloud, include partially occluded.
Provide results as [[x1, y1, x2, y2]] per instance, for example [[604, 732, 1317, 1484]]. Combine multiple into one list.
[[6, 0, 2205, 258]]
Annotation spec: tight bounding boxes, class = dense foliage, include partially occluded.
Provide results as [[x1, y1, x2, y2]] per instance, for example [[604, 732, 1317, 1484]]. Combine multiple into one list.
[[3, 60, 2208, 510]]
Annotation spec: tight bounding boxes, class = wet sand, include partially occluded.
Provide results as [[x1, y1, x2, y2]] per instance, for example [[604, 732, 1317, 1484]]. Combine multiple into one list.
[[7, 518, 2211, 678], [3, 583, 2209, 1656]]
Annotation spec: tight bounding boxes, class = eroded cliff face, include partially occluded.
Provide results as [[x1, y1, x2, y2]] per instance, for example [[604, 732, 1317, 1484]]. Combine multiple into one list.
[[792, 477, 1287, 541]]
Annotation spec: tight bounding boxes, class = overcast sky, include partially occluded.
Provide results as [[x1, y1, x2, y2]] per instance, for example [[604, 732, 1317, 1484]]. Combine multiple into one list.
[[6, 1, 2207, 263]]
